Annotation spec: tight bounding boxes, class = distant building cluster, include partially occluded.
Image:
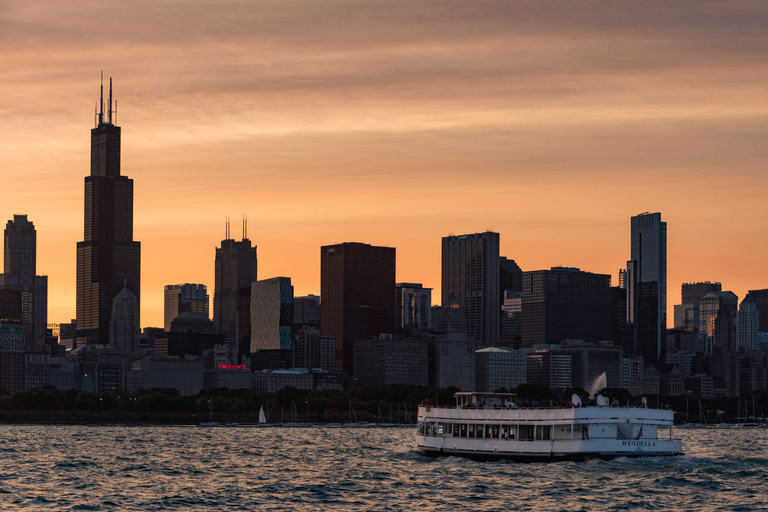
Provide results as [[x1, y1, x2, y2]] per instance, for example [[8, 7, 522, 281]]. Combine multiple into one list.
[[1, 80, 766, 398]]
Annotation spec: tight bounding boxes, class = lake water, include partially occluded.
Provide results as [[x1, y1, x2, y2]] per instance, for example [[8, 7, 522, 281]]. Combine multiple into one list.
[[0, 425, 766, 511]]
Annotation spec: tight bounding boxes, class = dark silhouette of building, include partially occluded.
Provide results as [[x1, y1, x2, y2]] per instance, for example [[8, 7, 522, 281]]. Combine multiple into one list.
[[499, 257, 523, 294], [442, 232, 500, 345], [609, 286, 630, 355], [293, 294, 320, 328], [521, 267, 611, 347], [699, 290, 738, 354], [0, 322, 25, 393], [0, 215, 48, 346], [76, 77, 140, 345], [395, 283, 431, 332], [674, 282, 722, 333], [745, 288, 768, 333], [164, 283, 209, 331], [626, 212, 666, 362], [682, 282, 722, 305], [320, 242, 396, 375], [353, 336, 428, 388], [213, 220, 256, 343], [110, 286, 140, 355]]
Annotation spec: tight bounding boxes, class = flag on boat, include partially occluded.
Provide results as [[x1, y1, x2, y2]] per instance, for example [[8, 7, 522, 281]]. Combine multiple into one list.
[[636, 425, 644, 440]]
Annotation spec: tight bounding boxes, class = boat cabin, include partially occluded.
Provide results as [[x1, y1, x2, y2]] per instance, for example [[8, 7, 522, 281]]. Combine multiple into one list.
[[455, 392, 518, 409]]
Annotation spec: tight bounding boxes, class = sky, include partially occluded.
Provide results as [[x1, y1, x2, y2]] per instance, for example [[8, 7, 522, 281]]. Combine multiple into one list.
[[2, 0, 767, 328]]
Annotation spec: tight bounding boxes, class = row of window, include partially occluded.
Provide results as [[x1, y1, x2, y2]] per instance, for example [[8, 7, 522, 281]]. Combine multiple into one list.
[[418, 421, 554, 441]]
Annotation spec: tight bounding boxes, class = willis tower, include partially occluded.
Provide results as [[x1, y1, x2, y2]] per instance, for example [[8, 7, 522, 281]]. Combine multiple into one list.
[[76, 75, 141, 345]]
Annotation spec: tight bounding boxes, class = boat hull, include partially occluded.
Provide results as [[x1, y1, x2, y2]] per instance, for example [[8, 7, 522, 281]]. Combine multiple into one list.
[[416, 436, 683, 462]]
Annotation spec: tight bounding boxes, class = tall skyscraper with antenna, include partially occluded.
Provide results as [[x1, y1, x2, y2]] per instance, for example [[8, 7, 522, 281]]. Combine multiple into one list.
[[76, 75, 141, 345], [213, 217, 257, 345]]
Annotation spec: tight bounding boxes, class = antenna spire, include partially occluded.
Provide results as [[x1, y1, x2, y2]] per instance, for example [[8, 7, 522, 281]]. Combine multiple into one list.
[[98, 71, 104, 126], [108, 77, 113, 125], [243, 215, 247, 240]]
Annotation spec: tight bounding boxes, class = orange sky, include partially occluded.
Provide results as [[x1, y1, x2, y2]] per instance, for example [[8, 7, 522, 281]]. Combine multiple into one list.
[[2, 1, 767, 328]]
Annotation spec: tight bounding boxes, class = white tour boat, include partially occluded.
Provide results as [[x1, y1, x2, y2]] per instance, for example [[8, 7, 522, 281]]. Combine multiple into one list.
[[415, 392, 683, 462]]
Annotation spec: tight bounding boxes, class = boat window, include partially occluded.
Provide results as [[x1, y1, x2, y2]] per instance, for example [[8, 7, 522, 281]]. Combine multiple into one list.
[[535, 425, 551, 440], [468, 424, 476, 438], [460, 424, 468, 437], [520, 425, 534, 441], [502, 425, 516, 440], [491, 425, 500, 439], [485, 424, 493, 438], [453, 423, 460, 437]]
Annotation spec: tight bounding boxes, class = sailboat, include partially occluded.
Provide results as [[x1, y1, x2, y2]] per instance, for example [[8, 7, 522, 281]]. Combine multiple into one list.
[[341, 401, 359, 428], [283, 401, 303, 427], [199, 396, 218, 427], [377, 402, 396, 428], [255, 405, 272, 428]]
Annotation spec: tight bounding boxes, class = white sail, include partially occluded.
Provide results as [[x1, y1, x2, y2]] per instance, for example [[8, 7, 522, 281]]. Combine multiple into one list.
[[258, 406, 267, 424]]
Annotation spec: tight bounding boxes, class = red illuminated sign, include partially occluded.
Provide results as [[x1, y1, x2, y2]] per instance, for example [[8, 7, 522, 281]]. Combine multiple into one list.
[[218, 364, 249, 370]]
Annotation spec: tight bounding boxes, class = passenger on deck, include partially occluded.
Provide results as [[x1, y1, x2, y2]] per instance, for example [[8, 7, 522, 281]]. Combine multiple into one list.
[[532, 399, 542, 409], [611, 398, 620, 408], [505, 400, 517, 409]]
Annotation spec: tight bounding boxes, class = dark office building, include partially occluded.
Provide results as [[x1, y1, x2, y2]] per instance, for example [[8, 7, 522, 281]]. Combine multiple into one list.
[[0, 215, 48, 346], [521, 267, 611, 347], [442, 232, 500, 345], [164, 284, 209, 331], [76, 77, 141, 345], [499, 257, 523, 294], [745, 289, 768, 333], [626, 212, 666, 362], [320, 242, 396, 375], [609, 286, 630, 355], [213, 225, 257, 343], [352, 337, 428, 388], [0, 288, 21, 323], [682, 282, 721, 305]]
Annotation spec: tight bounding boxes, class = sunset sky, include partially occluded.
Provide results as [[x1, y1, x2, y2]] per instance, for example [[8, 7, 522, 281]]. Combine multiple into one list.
[[2, 1, 767, 328]]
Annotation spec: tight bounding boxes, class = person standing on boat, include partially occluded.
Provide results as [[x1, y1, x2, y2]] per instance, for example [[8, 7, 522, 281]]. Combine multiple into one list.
[[533, 399, 542, 409]]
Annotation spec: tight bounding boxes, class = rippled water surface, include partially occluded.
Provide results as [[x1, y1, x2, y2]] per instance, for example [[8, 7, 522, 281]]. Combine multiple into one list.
[[0, 425, 766, 511]]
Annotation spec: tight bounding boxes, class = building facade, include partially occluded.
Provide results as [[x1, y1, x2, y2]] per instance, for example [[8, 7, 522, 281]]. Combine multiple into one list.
[[475, 347, 527, 392], [320, 242, 396, 374], [109, 287, 140, 355], [250, 277, 294, 354], [213, 233, 257, 343], [441, 232, 500, 345], [627, 212, 666, 362], [352, 336, 429, 388], [521, 267, 611, 347], [164, 284, 209, 331], [0, 215, 48, 346], [76, 78, 141, 345], [395, 283, 432, 332]]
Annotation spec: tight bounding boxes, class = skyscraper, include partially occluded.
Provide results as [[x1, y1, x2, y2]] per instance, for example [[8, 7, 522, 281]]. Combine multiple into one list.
[[521, 267, 611, 347], [213, 221, 257, 343], [164, 283, 209, 331], [320, 242, 396, 375], [76, 76, 141, 345], [442, 231, 500, 345], [627, 212, 666, 362], [0, 215, 47, 346], [109, 286, 140, 355], [395, 283, 432, 332], [250, 277, 293, 368]]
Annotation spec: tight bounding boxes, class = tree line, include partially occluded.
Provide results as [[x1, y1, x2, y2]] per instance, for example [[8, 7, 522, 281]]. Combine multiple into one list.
[[0, 384, 765, 424]]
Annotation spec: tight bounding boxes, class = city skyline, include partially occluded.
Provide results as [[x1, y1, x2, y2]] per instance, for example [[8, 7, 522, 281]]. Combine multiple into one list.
[[3, 1, 768, 328]]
